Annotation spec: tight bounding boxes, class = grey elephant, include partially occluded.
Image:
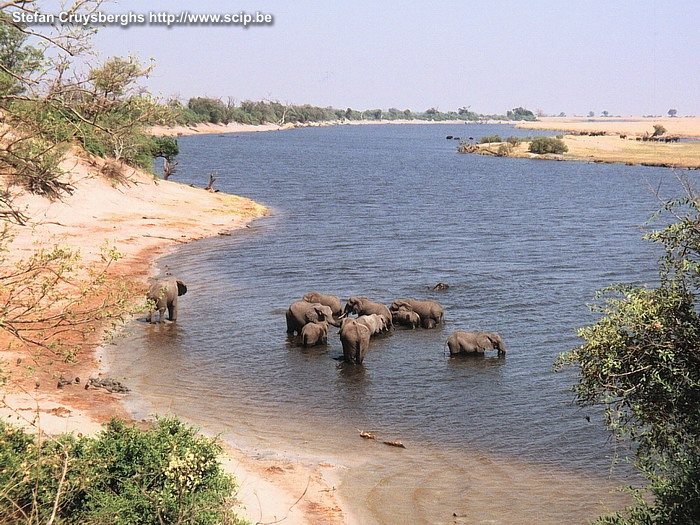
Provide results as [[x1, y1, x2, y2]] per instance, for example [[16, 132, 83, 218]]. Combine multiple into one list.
[[446, 331, 506, 356], [147, 278, 187, 323], [286, 301, 339, 336], [302, 292, 343, 319], [390, 299, 444, 329], [392, 306, 420, 329], [301, 321, 328, 346], [339, 318, 371, 364], [356, 314, 387, 336], [343, 297, 393, 328]]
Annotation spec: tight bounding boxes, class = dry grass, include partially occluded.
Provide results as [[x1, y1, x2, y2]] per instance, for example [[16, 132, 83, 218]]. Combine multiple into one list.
[[469, 135, 700, 168], [558, 135, 700, 168], [517, 116, 700, 139]]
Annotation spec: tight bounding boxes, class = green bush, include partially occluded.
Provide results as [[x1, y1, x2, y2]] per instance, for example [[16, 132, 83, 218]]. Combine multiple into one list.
[[151, 136, 179, 162], [479, 135, 502, 144], [528, 136, 568, 154], [0, 418, 245, 524]]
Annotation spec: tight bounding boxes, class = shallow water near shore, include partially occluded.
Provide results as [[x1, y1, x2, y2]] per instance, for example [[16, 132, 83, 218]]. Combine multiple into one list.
[[109, 124, 690, 523]]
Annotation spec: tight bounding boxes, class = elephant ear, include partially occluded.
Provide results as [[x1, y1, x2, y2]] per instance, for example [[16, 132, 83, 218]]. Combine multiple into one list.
[[314, 306, 329, 321], [176, 280, 188, 296], [476, 333, 495, 350]]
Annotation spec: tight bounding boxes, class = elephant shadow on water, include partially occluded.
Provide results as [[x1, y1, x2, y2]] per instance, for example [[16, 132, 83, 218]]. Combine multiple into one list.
[[446, 353, 506, 371], [336, 361, 368, 384]]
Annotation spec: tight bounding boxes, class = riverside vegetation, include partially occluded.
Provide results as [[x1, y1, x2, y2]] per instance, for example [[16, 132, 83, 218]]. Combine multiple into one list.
[[1, 1, 698, 523], [0, 3, 247, 522]]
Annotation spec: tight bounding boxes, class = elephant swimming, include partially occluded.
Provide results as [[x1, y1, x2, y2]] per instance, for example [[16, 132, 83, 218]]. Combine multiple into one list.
[[390, 299, 444, 329], [343, 297, 393, 328], [286, 301, 339, 336], [446, 331, 506, 356], [302, 292, 343, 320], [339, 318, 371, 364], [147, 278, 187, 323], [301, 321, 329, 346]]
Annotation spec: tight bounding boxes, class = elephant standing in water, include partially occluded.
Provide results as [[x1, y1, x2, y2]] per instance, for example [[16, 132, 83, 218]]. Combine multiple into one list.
[[356, 314, 388, 336], [302, 292, 343, 320], [392, 306, 420, 329], [286, 301, 339, 336], [446, 331, 506, 356], [301, 321, 328, 346], [147, 278, 187, 323], [390, 299, 444, 329], [339, 318, 371, 364], [343, 297, 393, 329]]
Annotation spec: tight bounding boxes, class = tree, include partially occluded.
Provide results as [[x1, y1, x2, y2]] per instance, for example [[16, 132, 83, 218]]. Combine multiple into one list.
[[668, 108, 678, 117], [652, 124, 667, 137], [602, 110, 610, 117], [0, 12, 42, 97], [528, 136, 568, 154], [557, 176, 700, 523], [506, 107, 536, 121], [588, 111, 595, 118]]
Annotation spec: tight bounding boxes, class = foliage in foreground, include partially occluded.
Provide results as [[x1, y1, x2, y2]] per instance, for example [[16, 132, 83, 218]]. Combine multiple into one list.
[[557, 183, 700, 524], [0, 417, 246, 524]]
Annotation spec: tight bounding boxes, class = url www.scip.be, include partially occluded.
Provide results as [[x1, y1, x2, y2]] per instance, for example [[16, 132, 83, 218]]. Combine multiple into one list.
[[11, 10, 274, 28]]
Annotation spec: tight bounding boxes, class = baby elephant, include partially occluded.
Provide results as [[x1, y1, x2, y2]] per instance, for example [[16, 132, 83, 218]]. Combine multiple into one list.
[[147, 278, 187, 323], [356, 314, 387, 336], [301, 321, 328, 346], [446, 331, 506, 357], [392, 307, 420, 329]]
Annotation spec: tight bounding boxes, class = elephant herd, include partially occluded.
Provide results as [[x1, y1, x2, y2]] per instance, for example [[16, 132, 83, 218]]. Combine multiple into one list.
[[286, 291, 506, 364], [146, 281, 507, 365]]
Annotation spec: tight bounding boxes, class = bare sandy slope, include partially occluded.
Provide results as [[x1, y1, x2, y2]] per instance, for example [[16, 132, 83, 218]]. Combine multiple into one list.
[[0, 148, 351, 525], [517, 116, 700, 139]]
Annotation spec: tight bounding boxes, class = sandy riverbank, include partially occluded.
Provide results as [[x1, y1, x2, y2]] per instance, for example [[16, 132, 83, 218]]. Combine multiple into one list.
[[461, 116, 700, 168], [517, 116, 700, 139], [150, 118, 503, 138], [0, 147, 350, 524]]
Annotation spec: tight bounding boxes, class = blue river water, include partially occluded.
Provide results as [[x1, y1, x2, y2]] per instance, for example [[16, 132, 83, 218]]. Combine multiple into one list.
[[109, 124, 687, 524]]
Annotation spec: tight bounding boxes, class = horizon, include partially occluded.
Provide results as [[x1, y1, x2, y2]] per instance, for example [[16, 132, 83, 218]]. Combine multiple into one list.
[[26, 0, 700, 116]]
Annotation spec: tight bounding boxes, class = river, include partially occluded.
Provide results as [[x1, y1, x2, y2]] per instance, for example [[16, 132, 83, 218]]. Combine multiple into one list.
[[108, 123, 680, 524]]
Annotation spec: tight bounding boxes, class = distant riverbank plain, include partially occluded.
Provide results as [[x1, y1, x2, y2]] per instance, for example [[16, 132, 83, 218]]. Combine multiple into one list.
[[513, 116, 700, 168], [153, 115, 700, 169]]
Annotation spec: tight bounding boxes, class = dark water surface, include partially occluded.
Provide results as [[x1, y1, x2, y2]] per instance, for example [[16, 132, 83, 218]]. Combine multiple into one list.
[[109, 124, 684, 524]]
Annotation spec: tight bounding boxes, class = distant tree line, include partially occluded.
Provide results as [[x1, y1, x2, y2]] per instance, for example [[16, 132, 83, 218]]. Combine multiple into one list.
[[165, 97, 538, 126]]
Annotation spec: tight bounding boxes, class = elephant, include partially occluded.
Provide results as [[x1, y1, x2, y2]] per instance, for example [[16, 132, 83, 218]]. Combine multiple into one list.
[[355, 314, 387, 336], [147, 278, 187, 323], [302, 292, 343, 319], [301, 321, 328, 346], [390, 299, 444, 329], [339, 318, 371, 364], [432, 282, 450, 291], [392, 306, 420, 329], [286, 301, 339, 336], [343, 297, 393, 328], [446, 331, 506, 356]]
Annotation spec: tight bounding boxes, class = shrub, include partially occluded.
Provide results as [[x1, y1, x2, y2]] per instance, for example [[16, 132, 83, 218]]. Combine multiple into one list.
[[0, 418, 244, 524], [479, 135, 502, 144], [496, 143, 512, 156], [528, 136, 568, 154], [506, 136, 521, 147]]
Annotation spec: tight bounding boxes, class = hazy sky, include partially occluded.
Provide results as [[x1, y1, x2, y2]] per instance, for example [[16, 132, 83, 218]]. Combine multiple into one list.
[[80, 0, 700, 115]]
